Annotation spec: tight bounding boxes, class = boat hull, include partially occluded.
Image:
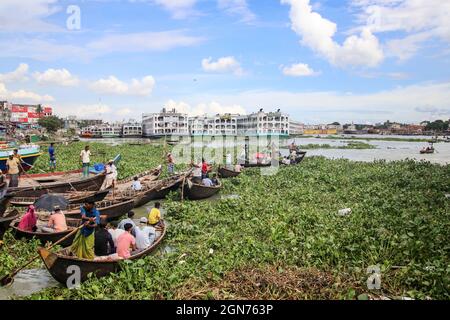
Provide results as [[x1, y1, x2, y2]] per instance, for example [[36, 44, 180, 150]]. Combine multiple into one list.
[[7, 171, 106, 198], [0, 153, 41, 172], [218, 167, 241, 178], [182, 181, 222, 200], [63, 199, 135, 221], [134, 177, 183, 207], [10, 189, 111, 207], [38, 222, 166, 286], [0, 210, 19, 241]]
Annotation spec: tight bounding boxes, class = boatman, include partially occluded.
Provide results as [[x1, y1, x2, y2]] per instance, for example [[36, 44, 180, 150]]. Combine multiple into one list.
[[6, 155, 21, 188], [48, 143, 56, 172], [70, 201, 100, 260], [79, 145, 91, 179], [101, 159, 117, 190], [167, 153, 175, 175]]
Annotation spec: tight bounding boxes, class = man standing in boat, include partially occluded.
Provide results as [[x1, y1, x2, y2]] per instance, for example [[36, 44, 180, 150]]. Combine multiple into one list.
[[79, 146, 91, 179], [166, 153, 175, 175], [70, 201, 100, 260], [6, 155, 21, 188]]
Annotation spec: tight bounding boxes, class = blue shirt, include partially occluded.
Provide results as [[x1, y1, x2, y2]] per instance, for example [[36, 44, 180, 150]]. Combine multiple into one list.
[[80, 206, 100, 237], [48, 146, 55, 160]]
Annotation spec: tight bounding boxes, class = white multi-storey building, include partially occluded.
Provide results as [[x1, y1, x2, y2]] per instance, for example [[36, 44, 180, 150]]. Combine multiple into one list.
[[237, 109, 289, 136], [289, 120, 304, 135], [122, 122, 143, 137], [142, 108, 189, 137]]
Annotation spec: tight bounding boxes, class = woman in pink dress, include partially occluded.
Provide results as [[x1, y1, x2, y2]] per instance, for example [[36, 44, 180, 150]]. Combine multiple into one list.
[[18, 205, 37, 232]]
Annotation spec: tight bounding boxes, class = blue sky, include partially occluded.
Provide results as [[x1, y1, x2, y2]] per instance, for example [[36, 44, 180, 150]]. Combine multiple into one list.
[[0, 0, 449, 124]]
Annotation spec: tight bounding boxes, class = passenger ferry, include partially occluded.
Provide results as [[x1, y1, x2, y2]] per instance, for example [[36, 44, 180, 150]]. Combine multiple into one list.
[[122, 123, 142, 138]]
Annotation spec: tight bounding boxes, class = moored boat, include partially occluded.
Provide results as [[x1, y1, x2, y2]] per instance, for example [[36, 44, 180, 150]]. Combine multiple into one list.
[[7, 170, 106, 198], [38, 221, 166, 286], [11, 218, 81, 247], [280, 151, 307, 165], [9, 189, 111, 207], [218, 166, 241, 178], [0, 210, 19, 241], [182, 179, 222, 200], [61, 198, 135, 221], [0, 144, 41, 172]]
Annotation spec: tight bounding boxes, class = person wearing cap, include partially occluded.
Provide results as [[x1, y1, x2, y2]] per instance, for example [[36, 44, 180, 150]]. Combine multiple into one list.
[[101, 159, 117, 190], [135, 217, 156, 251], [41, 206, 68, 233], [116, 223, 137, 259], [167, 153, 175, 175]]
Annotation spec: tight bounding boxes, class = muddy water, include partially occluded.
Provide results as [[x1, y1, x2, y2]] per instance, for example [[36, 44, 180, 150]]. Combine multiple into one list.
[[0, 268, 59, 300]]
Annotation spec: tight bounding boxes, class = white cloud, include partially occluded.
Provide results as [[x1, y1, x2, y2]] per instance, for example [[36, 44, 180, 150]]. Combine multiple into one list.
[[0, 81, 54, 103], [351, 0, 450, 60], [0, 0, 61, 32], [218, 0, 256, 23], [202, 56, 243, 75], [90, 75, 156, 96], [0, 31, 204, 61], [33, 68, 79, 86], [136, 0, 198, 19], [116, 108, 132, 116], [281, 0, 384, 68], [281, 63, 318, 77], [165, 99, 247, 116], [0, 63, 29, 82]]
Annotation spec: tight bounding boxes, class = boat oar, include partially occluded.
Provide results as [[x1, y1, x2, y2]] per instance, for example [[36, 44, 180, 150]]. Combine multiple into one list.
[[0, 224, 83, 287]]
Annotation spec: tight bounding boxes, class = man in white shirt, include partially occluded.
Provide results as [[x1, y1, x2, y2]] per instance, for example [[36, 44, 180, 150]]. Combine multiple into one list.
[[80, 146, 91, 178], [101, 160, 118, 190], [131, 176, 142, 191], [107, 221, 125, 250], [135, 217, 156, 250]]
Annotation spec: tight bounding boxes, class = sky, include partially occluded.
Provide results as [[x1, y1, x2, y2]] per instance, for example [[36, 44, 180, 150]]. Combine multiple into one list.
[[0, 0, 449, 124]]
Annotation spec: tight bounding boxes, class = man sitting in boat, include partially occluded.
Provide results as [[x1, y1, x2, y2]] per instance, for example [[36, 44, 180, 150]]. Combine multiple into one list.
[[148, 202, 162, 227], [135, 217, 156, 251], [70, 201, 100, 260], [107, 221, 125, 250], [94, 222, 115, 257], [131, 176, 142, 191], [17, 205, 37, 232], [41, 206, 68, 233], [202, 175, 214, 187], [211, 173, 219, 186], [116, 223, 137, 259], [191, 161, 203, 184], [101, 160, 117, 190], [118, 211, 136, 231]]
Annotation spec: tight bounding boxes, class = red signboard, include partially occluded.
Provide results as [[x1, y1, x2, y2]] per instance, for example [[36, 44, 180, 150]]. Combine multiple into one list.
[[12, 105, 28, 113], [44, 107, 52, 113], [19, 118, 29, 123], [28, 112, 39, 118]]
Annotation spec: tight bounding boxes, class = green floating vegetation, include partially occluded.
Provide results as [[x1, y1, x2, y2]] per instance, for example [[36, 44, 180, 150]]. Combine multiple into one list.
[[1, 142, 448, 300], [298, 141, 376, 150]]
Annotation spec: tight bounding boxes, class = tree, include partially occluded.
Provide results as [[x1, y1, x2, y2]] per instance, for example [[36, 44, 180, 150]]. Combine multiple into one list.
[[38, 116, 63, 133], [36, 104, 43, 117], [425, 120, 449, 132]]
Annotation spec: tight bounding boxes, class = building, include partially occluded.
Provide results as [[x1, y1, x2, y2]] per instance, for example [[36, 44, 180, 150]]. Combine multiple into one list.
[[142, 108, 189, 137], [289, 120, 304, 135], [64, 116, 79, 130], [122, 122, 143, 137], [78, 119, 103, 128], [0, 101, 11, 123], [237, 109, 289, 136], [9, 104, 52, 125]]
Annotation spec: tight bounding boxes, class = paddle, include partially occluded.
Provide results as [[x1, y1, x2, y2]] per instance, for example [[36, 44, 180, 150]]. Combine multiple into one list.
[[0, 223, 83, 287]]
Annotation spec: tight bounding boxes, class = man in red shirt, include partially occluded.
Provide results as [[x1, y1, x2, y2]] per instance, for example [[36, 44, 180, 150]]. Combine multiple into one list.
[[201, 158, 209, 179]]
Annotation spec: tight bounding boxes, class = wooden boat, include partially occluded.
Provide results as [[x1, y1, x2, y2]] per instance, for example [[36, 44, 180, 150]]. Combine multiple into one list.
[[6, 170, 106, 198], [112, 174, 185, 207], [0, 192, 13, 217], [61, 198, 135, 221], [241, 162, 271, 168], [9, 189, 111, 207], [38, 221, 166, 286], [0, 144, 41, 172], [0, 210, 19, 241], [218, 166, 241, 178], [113, 166, 162, 193], [420, 148, 435, 154], [280, 151, 307, 166], [11, 218, 81, 247], [182, 179, 222, 200]]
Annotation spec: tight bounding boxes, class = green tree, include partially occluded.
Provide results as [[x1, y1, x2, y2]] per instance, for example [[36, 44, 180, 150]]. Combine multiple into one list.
[[38, 116, 63, 133], [425, 120, 449, 132]]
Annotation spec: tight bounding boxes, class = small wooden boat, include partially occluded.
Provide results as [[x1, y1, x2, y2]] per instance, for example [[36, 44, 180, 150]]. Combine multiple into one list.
[[9, 189, 111, 207], [0, 210, 19, 241], [218, 166, 241, 178], [38, 221, 166, 286], [113, 166, 162, 193], [280, 151, 307, 166], [0, 192, 14, 217], [11, 218, 81, 247], [182, 179, 222, 200], [241, 162, 271, 168], [61, 199, 135, 221], [420, 148, 435, 154], [7, 170, 106, 198], [112, 174, 185, 207]]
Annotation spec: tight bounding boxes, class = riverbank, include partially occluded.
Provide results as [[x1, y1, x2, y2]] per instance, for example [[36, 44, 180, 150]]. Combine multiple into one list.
[[1, 142, 448, 300]]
